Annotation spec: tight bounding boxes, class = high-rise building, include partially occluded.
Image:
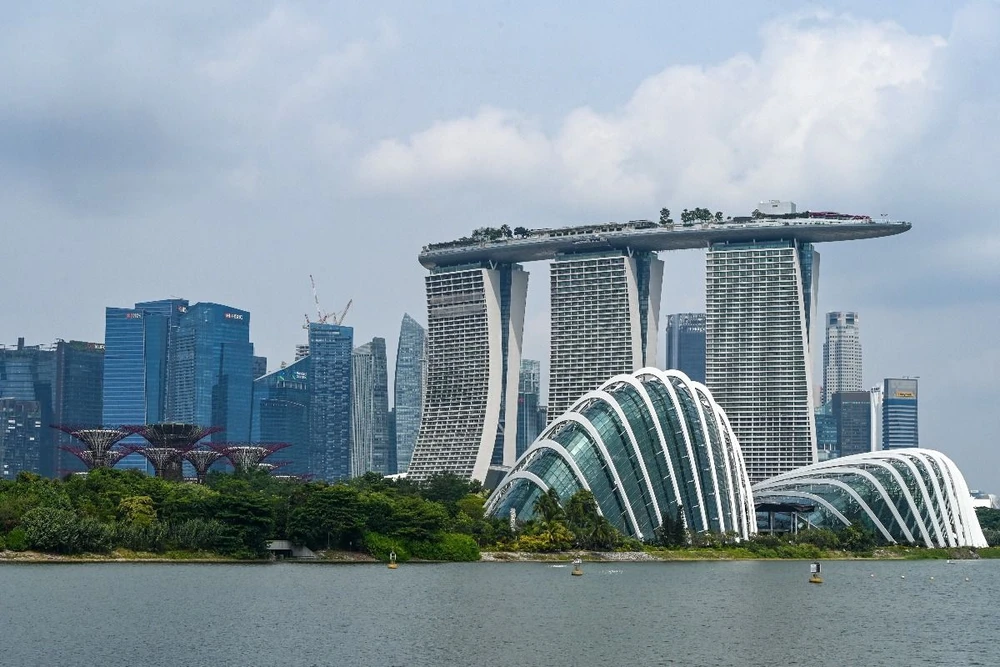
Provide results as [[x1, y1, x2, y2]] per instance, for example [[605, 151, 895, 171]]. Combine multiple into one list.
[[814, 403, 838, 461], [166, 302, 253, 442], [882, 378, 918, 449], [0, 399, 43, 479], [833, 391, 872, 457], [0, 338, 55, 476], [294, 344, 309, 362], [103, 299, 188, 472], [823, 312, 862, 405], [665, 313, 706, 383], [408, 264, 528, 482], [869, 384, 884, 451], [53, 340, 105, 474], [252, 356, 310, 476], [309, 323, 353, 481], [547, 251, 662, 420], [386, 408, 397, 475], [252, 356, 268, 379], [393, 314, 426, 474], [516, 359, 542, 457], [351, 338, 389, 477], [706, 238, 820, 483]]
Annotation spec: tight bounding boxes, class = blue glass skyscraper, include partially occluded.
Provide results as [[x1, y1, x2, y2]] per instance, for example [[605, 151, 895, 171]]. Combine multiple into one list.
[[167, 302, 253, 442], [393, 314, 425, 473], [882, 378, 918, 449], [309, 323, 353, 481], [351, 337, 389, 477], [252, 357, 310, 475], [103, 300, 187, 472]]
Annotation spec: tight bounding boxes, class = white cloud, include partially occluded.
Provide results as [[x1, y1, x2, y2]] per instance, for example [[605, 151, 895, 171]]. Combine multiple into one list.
[[357, 12, 949, 214]]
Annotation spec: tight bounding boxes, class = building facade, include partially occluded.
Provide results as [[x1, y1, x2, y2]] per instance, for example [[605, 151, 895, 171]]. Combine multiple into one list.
[[252, 356, 310, 476], [166, 302, 253, 442], [393, 313, 426, 473], [0, 399, 43, 479], [823, 311, 862, 405], [487, 368, 756, 541], [665, 313, 706, 384], [516, 359, 542, 458], [252, 356, 268, 379], [309, 323, 353, 481], [351, 338, 389, 477], [706, 240, 819, 483], [832, 390, 871, 457], [53, 340, 105, 474], [547, 251, 663, 421], [408, 264, 528, 482], [0, 339, 55, 476], [882, 378, 918, 449]]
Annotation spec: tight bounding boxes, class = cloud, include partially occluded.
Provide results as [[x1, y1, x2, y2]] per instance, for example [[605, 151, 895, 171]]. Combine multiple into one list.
[[357, 11, 953, 214]]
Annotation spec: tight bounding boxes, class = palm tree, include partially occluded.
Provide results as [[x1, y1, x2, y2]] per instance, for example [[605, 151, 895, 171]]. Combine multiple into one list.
[[533, 488, 565, 524]]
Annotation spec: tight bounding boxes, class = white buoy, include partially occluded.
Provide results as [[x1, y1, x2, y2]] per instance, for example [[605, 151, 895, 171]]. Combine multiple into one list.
[[965, 577, 970, 582], [900, 575, 906, 579], [870, 573, 875, 578]]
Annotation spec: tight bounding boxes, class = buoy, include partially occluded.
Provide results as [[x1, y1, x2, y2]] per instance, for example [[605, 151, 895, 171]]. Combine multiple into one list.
[[965, 577, 970, 582], [870, 573, 875, 578], [930, 576, 935, 581], [571, 557, 583, 576], [388, 551, 398, 570], [900, 575, 905, 579], [809, 562, 823, 584]]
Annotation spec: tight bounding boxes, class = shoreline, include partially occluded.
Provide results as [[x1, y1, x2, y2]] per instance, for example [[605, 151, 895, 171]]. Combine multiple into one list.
[[2, 547, 994, 564]]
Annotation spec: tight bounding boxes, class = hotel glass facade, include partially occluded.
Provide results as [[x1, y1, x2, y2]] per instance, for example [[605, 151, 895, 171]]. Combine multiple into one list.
[[393, 314, 426, 473]]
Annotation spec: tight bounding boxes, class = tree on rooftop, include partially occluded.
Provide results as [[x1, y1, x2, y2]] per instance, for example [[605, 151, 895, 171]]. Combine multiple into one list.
[[659, 208, 673, 225]]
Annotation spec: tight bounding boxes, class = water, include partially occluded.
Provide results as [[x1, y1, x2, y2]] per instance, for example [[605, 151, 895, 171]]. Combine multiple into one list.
[[2, 559, 998, 666]]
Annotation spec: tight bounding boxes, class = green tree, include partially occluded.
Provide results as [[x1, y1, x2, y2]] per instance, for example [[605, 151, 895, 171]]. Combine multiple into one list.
[[659, 208, 673, 225], [533, 488, 565, 524], [422, 473, 472, 513], [210, 492, 275, 557], [287, 485, 363, 550], [118, 496, 157, 527]]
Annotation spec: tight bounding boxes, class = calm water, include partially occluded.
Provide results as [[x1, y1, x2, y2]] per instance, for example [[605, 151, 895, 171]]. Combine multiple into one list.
[[2, 559, 998, 666]]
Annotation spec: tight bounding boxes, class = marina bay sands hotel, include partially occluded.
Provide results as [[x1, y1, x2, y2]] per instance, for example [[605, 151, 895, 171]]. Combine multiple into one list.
[[406, 203, 910, 484]]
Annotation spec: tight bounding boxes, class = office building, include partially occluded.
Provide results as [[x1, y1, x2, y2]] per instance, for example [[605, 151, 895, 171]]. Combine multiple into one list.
[[294, 344, 309, 362], [103, 299, 188, 472], [252, 356, 310, 476], [393, 314, 426, 473], [0, 399, 43, 479], [882, 378, 918, 449], [823, 312, 862, 405], [166, 302, 253, 442], [351, 338, 389, 477], [53, 340, 105, 474], [516, 359, 542, 458], [833, 391, 871, 457], [814, 404, 838, 461], [309, 323, 353, 481], [252, 355, 268, 379], [706, 239, 819, 483], [0, 338, 55, 476], [869, 384, 884, 451], [386, 408, 397, 475], [408, 264, 528, 482], [547, 251, 662, 420], [665, 313, 706, 383]]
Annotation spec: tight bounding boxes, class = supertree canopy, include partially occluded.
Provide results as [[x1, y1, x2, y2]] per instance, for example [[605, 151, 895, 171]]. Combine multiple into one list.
[[51, 425, 137, 470], [181, 448, 225, 484], [132, 423, 223, 481], [211, 443, 291, 474]]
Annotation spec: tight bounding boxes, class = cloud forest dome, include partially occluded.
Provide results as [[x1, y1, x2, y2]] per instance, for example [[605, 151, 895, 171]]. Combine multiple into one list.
[[753, 449, 987, 548], [485, 368, 756, 540]]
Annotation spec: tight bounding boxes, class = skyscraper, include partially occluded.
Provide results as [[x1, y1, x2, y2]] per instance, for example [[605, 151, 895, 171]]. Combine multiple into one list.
[[665, 313, 706, 383], [0, 338, 55, 476], [53, 340, 105, 474], [408, 264, 528, 482], [869, 384, 884, 452], [0, 399, 43, 479], [516, 359, 542, 457], [309, 322, 353, 481], [386, 408, 397, 475], [252, 356, 310, 476], [166, 302, 253, 442], [547, 251, 662, 420], [833, 390, 872, 457], [706, 238, 820, 483], [882, 378, 918, 449], [351, 338, 389, 477], [823, 312, 862, 405], [393, 313, 426, 474], [103, 299, 188, 472], [252, 356, 268, 379]]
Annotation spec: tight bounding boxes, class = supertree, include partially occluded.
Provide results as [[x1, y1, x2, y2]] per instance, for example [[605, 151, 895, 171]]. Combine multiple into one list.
[[131, 423, 223, 481], [210, 442, 291, 474], [51, 425, 138, 470], [181, 448, 225, 484]]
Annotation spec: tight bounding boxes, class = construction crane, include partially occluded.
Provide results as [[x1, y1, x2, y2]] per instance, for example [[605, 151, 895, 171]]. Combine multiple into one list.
[[302, 275, 352, 328]]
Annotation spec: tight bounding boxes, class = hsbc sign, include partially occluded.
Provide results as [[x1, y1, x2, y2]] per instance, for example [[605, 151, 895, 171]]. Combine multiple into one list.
[[125, 312, 142, 319], [224, 313, 244, 321]]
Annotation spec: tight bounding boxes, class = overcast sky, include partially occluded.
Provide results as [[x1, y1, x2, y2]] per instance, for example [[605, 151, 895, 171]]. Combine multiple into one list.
[[2, 2, 998, 489]]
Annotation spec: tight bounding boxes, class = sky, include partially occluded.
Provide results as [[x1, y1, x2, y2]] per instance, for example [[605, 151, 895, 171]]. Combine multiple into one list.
[[2, 2, 998, 488]]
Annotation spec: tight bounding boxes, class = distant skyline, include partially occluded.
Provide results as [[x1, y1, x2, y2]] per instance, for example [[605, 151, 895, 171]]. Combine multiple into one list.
[[2, 2, 998, 489]]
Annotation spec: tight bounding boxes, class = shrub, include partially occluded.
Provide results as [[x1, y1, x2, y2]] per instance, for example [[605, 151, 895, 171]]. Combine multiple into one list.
[[21, 507, 112, 554], [169, 519, 224, 552], [5, 527, 27, 551], [409, 533, 480, 562], [363, 532, 410, 562], [113, 521, 168, 552]]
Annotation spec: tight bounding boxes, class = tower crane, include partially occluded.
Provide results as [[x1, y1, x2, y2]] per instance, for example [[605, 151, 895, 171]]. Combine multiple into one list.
[[302, 275, 352, 328]]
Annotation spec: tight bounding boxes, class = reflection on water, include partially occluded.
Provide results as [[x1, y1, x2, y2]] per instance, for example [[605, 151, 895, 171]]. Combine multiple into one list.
[[2, 560, 999, 667]]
